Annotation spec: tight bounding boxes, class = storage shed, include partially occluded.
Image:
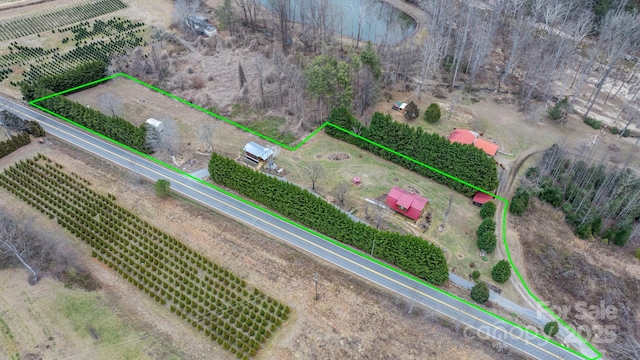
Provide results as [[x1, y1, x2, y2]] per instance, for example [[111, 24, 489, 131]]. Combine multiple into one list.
[[243, 142, 274, 168], [145, 118, 164, 132], [472, 192, 494, 206], [385, 186, 429, 221]]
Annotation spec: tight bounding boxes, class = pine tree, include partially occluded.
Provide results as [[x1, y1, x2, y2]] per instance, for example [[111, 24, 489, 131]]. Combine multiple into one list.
[[491, 260, 511, 283], [423, 103, 442, 123]]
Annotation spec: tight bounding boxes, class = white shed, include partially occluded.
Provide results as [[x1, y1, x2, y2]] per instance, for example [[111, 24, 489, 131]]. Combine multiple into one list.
[[145, 118, 164, 132]]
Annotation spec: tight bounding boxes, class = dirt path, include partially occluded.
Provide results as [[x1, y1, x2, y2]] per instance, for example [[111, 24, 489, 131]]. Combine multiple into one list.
[[495, 147, 545, 311]]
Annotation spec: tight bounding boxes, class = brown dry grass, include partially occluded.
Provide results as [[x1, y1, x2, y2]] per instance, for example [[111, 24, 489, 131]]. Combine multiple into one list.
[[510, 198, 640, 355], [0, 268, 184, 360], [0, 132, 519, 360]]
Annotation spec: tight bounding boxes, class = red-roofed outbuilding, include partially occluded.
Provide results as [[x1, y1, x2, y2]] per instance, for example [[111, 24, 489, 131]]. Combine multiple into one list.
[[474, 138, 499, 156], [472, 192, 494, 206], [385, 187, 429, 221], [449, 129, 477, 145]]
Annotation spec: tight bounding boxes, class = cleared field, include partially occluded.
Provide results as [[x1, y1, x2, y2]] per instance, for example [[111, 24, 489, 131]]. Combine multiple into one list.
[[65, 77, 266, 171], [0, 155, 289, 359], [0, 268, 182, 360]]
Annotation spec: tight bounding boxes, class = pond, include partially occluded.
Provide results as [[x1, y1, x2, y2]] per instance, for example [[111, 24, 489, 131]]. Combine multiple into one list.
[[260, 0, 417, 45]]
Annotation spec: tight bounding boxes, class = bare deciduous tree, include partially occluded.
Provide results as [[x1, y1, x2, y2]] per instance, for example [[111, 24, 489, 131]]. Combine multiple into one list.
[[354, 67, 379, 116], [305, 163, 322, 191], [150, 44, 169, 83], [268, 0, 293, 51], [235, 0, 260, 32], [172, 0, 201, 27], [254, 57, 266, 108], [334, 183, 349, 204], [97, 92, 122, 117], [160, 116, 181, 159], [442, 193, 454, 225], [272, 48, 286, 106], [238, 62, 247, 89], [0, 216, 38, 282], [197, 122, 215, 152]]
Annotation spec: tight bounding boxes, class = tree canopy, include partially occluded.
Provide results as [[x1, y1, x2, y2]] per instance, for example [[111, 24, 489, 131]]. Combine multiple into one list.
[[471, 281, 489, 304], [491, 260, 511, 283], [424, 103, 442, 123], [359, 41, 381, 80], [304, 54, 354, 110]]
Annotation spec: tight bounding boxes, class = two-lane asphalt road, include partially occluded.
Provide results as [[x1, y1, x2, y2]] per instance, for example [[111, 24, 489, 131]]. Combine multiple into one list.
[[0, 95, 591, 360]]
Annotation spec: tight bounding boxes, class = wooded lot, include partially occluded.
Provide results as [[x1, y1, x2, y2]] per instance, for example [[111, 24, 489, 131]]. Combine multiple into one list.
[[524, 144, 640, 245]]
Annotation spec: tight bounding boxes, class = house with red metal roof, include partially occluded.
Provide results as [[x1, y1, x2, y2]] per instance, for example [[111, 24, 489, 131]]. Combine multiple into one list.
[[473, 138, 499, 156], [385, 186, 429, 221], [448, 129, 478, 145], [448, 129, 499, 157]]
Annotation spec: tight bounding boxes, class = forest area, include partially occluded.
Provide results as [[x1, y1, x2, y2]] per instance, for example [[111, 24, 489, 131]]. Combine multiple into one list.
[[523, 144, 640, 246], [106, 0, 640, 147]]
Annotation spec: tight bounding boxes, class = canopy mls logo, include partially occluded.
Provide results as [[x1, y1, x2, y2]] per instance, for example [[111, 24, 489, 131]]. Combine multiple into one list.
[[30, 72, 602, 360]]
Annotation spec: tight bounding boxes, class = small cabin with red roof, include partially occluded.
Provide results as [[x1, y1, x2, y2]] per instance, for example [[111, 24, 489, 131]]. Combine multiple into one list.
[[385, 187, 429, 221]]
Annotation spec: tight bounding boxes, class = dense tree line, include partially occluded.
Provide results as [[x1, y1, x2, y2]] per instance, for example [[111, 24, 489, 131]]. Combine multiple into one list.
[[21, 60, 107, 101], [509, 187, 530, 216], [33, 88, 150, 153], [1, 110, 45, 137], [325, 107, 498, 196], [0, 132, 31, 159], [207, 152, 449, 285], [523, 144, 640, 246], [0, 110, 45, 159]]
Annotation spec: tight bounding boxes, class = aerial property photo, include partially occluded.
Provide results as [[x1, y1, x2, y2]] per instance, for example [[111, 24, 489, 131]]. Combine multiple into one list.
[[1, 0, 639, 360]]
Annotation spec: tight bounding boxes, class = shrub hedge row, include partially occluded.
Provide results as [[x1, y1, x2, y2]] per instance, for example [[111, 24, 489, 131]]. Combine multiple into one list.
[[208, 153, 449, 285], [325, 107, 498, 196]]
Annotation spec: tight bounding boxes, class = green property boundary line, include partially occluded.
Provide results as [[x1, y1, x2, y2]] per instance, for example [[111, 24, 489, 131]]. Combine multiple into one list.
[[30, 73, 600, 360]]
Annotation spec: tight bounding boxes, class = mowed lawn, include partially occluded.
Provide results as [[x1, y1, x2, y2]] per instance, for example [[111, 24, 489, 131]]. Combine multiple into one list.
[[274, 132, 505, 281]]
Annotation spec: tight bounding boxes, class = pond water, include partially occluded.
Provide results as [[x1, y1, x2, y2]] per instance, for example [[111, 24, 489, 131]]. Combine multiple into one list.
[[260, 0, 417, 44]]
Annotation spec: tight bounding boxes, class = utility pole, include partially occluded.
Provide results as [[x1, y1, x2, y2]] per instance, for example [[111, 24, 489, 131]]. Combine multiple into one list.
[[370, 238, 376, 257], [131, 161, 141, 184], [313, 273, 319, 301], [448, 98, 456, 121]]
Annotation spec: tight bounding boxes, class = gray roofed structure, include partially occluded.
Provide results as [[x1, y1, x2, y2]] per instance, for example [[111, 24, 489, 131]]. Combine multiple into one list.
[[243, 142, 274, 161]]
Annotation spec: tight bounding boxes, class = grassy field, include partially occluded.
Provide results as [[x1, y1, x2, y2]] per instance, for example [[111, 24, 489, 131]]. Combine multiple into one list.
[[229, 104, 296, 146], [275, 132, 506, 283], [0, 269, 181, 360]]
